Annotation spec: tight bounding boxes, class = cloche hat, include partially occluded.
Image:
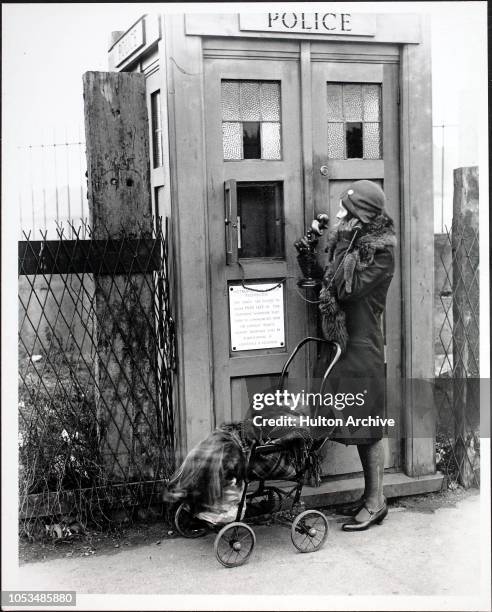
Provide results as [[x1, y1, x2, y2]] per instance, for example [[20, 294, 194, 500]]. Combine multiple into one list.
[[340, 180, 386, 224]]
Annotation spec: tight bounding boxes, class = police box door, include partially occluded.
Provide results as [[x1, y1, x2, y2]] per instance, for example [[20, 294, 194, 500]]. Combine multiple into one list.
[[204, 47, 402, 477], [203, 57, 307, 428], [310, 53, 402, 476]]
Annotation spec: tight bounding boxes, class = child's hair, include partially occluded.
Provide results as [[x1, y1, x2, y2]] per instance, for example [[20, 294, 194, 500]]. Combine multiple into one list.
[[165, 429, 246, 508]]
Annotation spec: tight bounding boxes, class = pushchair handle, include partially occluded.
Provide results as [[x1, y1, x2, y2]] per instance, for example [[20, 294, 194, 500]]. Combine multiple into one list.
[[277, 337, 342, 395]]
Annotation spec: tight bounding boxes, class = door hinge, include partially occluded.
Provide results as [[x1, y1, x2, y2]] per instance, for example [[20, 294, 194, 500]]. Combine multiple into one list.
[[397, 84, 401, 106]]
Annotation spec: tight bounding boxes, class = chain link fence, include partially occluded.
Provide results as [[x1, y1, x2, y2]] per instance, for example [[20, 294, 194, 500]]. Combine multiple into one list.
[[18, 218, 176, 539], [434, 167, 480, 489]]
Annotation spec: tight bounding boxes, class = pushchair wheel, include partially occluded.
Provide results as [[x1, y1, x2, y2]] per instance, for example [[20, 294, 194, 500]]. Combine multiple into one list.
[[214, 522, 256, 567], [174, 502, 207, 538], [291, 510, 329, 553]]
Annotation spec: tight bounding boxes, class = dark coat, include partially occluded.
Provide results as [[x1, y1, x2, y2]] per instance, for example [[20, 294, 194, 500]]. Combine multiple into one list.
[[313, 222, 396, 444]]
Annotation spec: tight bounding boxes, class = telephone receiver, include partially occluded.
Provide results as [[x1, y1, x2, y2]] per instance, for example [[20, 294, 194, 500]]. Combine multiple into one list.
[[306, 213, 330, 242]]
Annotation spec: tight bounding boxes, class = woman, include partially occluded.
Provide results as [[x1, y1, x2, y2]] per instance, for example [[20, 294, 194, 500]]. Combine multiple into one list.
[[295, 180, 397, 531]]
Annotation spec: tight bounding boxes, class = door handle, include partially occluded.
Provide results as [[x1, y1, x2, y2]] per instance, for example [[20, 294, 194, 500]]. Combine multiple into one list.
[[320, 165, 329, 177]]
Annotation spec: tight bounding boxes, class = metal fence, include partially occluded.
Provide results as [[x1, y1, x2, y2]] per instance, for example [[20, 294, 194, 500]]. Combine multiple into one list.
[[435, 218, 480, 488], [18, 218, 176, 537], [16, 135, 87, 239]]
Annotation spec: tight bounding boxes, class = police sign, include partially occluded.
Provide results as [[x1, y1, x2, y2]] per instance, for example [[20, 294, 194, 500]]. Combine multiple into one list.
[[239, 13, 376, 36]]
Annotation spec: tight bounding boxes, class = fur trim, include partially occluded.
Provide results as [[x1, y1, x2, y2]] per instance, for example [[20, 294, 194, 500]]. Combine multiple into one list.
[[318, 214, 396, 352]]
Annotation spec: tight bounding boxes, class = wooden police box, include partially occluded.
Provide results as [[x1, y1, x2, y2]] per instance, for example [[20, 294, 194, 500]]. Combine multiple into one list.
[[107, 11, 441, 499]]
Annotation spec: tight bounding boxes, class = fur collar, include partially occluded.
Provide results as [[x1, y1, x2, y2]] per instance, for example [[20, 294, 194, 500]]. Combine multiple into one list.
[[326, 214, 396, 263]]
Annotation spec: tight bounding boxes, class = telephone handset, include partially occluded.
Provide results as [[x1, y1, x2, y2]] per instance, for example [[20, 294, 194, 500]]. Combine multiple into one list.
[[294, 213, 330, 288]]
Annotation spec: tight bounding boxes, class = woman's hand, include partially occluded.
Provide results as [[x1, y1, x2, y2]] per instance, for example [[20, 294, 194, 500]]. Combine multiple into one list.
[[294, 235, 311, 253], [294, 214, 330, 253]]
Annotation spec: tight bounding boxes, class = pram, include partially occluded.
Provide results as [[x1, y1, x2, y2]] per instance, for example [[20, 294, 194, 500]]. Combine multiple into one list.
[[168, 337, 342, 567]]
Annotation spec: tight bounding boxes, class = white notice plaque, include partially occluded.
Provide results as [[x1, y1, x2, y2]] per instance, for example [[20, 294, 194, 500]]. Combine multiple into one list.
[[229, 283, 285, 351]]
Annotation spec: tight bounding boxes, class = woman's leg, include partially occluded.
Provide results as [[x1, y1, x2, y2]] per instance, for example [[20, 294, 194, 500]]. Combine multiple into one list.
[[355, 439, 385, 520]]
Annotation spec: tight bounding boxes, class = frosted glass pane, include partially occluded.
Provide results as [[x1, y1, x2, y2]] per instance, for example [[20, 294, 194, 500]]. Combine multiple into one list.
[[260, 83, 280, 121], [363, 85, 381, 121], [343, 84, 362, 121], [327, 84, 343, 121], [221, 81, 240, 121], [363, 123, 381, 159], [223, 122, 242, 159], [327, 122, 345, 159], [240, 82, 261, 121], [261, 123, 281, 159]]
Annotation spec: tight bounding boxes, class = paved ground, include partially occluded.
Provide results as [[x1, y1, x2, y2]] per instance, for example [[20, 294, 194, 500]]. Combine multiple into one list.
[[14, 492, 485, 598]]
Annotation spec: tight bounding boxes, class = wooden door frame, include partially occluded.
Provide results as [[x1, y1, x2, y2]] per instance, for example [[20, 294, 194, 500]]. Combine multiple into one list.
[[399, 19, 435, 476], [163, 15, 434, 477]]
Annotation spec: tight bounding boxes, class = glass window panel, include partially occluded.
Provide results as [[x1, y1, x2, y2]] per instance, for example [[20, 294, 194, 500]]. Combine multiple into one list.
[[223, 122, 242, 160], [237, 182, 284, 258], [343, 84, 362, 121], [240, 82, 261, 121], [363, 85, 381, 121], [260, 123, 281, 159], [243, 122, 261, 159], [260, 83, 280, 121], [363, 123, 381, 159], [327, 84, 343, 121], [346, 122, 363, 158], [327, 122, 345, 159], [221, 81, 240, 121]]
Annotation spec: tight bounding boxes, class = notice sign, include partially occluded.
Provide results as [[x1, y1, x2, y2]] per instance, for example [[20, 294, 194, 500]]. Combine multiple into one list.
[[239, 13, 376, 37], [229, 283, 285, 351], [113, 19, 145, 67]]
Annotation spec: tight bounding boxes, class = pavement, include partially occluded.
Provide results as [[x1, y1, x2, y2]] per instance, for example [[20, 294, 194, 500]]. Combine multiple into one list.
[[14, 492, 486, 600]]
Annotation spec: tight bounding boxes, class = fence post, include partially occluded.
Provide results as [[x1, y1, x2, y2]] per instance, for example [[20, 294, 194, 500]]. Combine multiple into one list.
[[452, 166, 479, 487], [83, 71, 157, 481]]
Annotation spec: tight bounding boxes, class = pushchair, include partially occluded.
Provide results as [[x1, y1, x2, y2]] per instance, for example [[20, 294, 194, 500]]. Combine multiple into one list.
[[168, 337, 342, 567]]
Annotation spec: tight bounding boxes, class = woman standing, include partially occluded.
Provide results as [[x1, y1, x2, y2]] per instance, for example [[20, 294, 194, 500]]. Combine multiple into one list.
[[295, 179, 397, 531]]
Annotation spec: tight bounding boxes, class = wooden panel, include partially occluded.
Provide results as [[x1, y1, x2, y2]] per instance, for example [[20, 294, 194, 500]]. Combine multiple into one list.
[[400, 19, 435, 476], [225, 261, 287, 280], [382, 63, 403, 469], [324, 159, 384, 179], [229, 353, 288, 377], [230, 374, 281, 421], [310, 40, 400, 61], [202, 36, 299, 53], [185, 13, 422, 44], [223, 162, 287, 182], [164, 16, 214, 450]]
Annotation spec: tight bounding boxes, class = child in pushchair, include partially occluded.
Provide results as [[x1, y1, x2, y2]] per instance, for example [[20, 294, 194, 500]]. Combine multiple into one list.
[[165, 338, 341, 567]]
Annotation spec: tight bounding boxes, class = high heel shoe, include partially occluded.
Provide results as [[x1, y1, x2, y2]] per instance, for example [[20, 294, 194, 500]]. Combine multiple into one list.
[[342, 502, 388, 532]]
